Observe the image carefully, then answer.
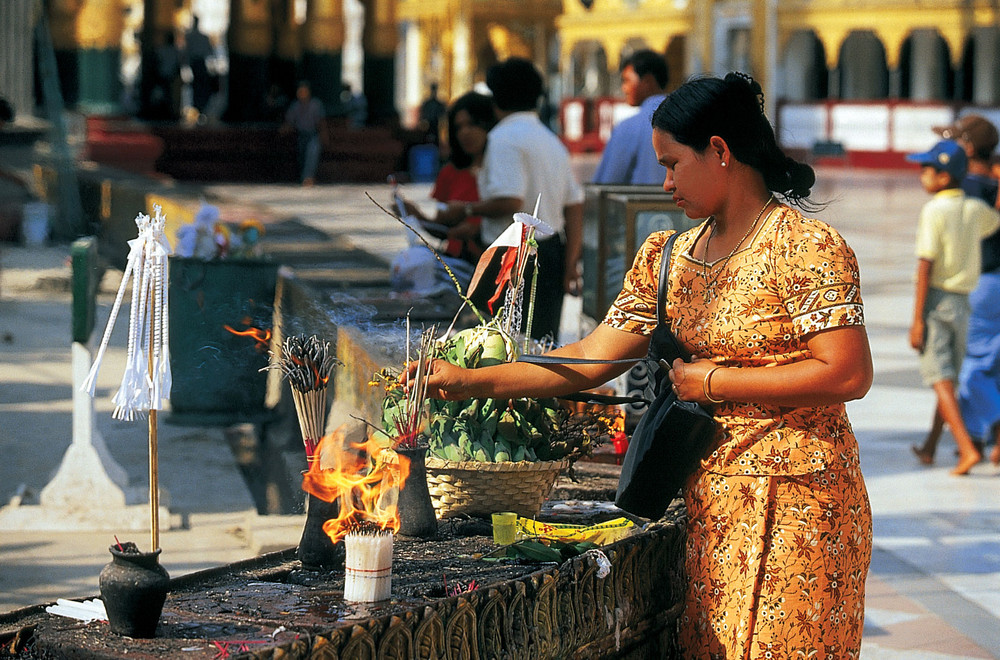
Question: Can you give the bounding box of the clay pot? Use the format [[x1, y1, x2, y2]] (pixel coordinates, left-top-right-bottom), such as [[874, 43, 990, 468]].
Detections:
[[396, 446, 437, 538], [297, 493, 345, 570], [98, 545, 170, 638]]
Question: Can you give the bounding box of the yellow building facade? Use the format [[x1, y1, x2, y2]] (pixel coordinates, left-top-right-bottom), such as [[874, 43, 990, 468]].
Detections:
[[3, 0, 998, 131]]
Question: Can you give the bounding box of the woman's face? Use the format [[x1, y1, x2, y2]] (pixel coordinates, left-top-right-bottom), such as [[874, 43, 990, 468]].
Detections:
[[453, 109, 488, 160], [652, 128, 722, 219]]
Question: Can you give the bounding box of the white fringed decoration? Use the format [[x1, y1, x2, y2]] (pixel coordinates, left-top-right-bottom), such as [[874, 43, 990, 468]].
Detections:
[[82, 206, 173, 420]]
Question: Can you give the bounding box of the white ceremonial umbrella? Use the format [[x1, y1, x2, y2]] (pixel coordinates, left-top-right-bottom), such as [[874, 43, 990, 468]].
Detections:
[[81, 205, 172, 551]]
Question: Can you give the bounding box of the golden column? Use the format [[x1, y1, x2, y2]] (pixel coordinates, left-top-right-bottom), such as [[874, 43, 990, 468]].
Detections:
[[272, 0, 302, 102], [227, 0, 275, 120], [139, 0, 177, 118], [49, 0, 125, 114], [750, 0, 775, 115], [362, 0, 399, 123], [303, 0, 346, 113]]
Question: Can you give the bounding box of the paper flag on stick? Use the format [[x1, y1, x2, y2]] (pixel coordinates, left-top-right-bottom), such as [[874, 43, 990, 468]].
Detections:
[[464, 196, 554, 337]]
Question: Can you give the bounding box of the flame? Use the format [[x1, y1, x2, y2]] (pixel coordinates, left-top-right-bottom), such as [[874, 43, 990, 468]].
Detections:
[[224, 323, 272, 351], [301, 430, 411, 545]]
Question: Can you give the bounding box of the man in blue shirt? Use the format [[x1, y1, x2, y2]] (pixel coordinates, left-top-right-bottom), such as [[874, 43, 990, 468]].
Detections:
[[592, 49, 669, 185]]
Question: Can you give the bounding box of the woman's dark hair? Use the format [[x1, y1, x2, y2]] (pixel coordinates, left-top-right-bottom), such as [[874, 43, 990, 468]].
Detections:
[[651, 72, 816, 206], [447, 91, 497, 169]]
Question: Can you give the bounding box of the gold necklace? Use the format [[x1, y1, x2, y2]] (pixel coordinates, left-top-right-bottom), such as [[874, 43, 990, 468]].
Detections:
[[702, 195, 773, 304]]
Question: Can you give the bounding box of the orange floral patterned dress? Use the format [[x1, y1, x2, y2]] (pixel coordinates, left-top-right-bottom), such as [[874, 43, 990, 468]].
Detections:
[[604, 205, 872, 659]]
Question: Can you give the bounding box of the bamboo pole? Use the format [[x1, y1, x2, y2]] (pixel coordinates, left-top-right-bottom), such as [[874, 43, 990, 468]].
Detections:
[[147, 289, 160, 551]]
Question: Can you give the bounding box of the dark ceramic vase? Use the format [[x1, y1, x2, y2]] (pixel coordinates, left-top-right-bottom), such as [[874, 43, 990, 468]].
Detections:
[[396, 446, 438, 538], [99, 546, 170, 638], [297, 493, 345, 570]]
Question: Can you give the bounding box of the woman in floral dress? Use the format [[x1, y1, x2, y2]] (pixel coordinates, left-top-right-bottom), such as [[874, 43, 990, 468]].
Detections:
[[417, 72, 874, 658]]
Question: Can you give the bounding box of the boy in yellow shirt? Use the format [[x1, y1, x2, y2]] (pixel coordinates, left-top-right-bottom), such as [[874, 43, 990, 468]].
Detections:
[[909, 139, 1000, 474]]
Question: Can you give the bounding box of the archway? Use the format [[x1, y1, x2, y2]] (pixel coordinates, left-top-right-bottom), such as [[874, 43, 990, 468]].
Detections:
[[781, 30, 826, 102], [568, 40, 609, 98], [961, 27, 1000, 105], [900, 29, 951, 101], [838, 30, 888, 100]]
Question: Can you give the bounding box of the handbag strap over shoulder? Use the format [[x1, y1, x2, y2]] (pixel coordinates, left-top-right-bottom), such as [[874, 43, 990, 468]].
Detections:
[[657, 231, 681, 328]]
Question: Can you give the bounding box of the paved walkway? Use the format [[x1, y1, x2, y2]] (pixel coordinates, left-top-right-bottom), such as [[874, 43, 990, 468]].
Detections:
[[1, 163, 999, 658]]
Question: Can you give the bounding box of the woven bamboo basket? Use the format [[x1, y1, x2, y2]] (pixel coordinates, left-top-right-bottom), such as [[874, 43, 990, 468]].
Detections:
[[424, 457, 570, 519]]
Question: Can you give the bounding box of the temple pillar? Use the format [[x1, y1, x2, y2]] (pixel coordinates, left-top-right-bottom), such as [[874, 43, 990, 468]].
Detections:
[[272, 0, 301, 103], [49, 0, 124, 115], [227, 0, 275, 121], [0, 0, 35, 117], [303, 0, 344, 114], [362, 0, 398, 123], [139, 0, 177, 119], [908, 29, 948, 101], [451, 10, 473, 97]]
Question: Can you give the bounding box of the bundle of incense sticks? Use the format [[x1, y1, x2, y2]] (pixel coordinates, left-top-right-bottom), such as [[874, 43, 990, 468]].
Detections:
[[343, 523, 393, 603], [266, 334, 339, 460], [387, 321, 436, 450]]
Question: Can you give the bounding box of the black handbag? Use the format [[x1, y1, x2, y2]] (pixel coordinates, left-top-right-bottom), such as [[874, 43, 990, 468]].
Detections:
[[613, 231, 716, 520]]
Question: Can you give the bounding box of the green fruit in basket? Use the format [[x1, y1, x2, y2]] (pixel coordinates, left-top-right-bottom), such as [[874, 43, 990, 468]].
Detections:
[[481, 416, 498, 440], [493, 439, 512, 462], [443, 443, 467, 462], [477, 435, 495, 457], [473, 447, 491, 462], [479, 332, 509, 366], [496, 409, 516, 440]]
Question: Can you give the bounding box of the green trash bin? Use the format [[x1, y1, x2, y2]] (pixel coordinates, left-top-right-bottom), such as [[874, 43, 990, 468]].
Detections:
[[167, 257, 279, 425]]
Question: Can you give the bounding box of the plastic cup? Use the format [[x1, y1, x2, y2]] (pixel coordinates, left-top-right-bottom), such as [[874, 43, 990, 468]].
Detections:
[[491, 512, 517, 545]]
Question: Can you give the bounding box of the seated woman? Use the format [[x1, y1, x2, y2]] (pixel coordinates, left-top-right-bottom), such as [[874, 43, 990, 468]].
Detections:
[[392, 91, 496, 296]]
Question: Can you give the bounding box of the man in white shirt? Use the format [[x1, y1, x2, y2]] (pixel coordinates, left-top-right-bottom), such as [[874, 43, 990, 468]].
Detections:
[[442, 58, 584, 340]]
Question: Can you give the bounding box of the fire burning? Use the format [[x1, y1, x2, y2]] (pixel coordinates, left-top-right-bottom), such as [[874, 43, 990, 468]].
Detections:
[[300, 430, 412, 546], [224, 319, 272, 351]]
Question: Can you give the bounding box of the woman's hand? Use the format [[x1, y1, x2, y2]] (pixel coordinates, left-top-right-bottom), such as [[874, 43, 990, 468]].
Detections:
[[668, 358, 717, 405], [404, 358, 472, 401], [671, 326, 873, 408]]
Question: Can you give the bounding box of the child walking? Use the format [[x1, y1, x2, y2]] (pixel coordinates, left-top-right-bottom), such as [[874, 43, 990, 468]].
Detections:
[[909, 139, 1000, 474]]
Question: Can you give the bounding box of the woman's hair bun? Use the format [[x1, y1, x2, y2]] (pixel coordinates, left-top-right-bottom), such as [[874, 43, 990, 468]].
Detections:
[[725, 72, 765, 115]]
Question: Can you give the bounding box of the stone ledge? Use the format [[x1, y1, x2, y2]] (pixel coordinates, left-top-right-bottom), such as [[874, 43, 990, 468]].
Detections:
[[0, 504, 686, 659]]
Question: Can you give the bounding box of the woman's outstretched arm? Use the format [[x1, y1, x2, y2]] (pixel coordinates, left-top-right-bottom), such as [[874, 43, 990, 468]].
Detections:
[[417, 323, 650, 401]]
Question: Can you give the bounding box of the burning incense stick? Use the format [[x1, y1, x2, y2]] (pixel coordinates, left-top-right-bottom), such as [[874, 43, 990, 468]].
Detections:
[[265, 334, 340, 460], [343, 523, 393, 603]]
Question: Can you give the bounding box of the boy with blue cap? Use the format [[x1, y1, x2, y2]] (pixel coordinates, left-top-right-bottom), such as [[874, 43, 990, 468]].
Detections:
[[908, 139, 1000, 474]]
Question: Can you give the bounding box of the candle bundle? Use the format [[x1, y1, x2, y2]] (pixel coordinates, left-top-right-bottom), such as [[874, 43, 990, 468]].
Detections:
[[266, 334, 339, 460], [343, 523, 393, 603]]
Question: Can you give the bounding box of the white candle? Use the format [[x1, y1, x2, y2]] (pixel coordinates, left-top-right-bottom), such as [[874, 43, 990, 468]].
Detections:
[[343, 530, 393, 602]]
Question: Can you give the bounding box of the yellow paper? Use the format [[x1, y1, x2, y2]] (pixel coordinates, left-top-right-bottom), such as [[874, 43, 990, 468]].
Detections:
[[514, 516, 635, 546]]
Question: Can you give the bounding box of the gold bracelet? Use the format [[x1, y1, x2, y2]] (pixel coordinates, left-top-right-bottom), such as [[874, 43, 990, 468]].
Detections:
[[703, 367, 725, 404]]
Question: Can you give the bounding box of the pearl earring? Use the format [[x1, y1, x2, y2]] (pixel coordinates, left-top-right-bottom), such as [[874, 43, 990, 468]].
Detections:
[[721, 161, 727, 167]]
